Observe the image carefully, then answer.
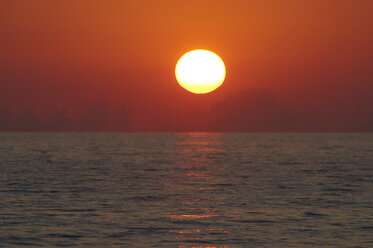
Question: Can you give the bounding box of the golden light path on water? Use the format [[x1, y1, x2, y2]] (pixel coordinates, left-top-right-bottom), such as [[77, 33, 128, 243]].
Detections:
[[168, 133, 236, 248]]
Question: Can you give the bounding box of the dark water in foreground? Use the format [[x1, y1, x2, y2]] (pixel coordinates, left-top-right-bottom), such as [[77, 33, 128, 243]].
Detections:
[[0, 133, 372, 247]]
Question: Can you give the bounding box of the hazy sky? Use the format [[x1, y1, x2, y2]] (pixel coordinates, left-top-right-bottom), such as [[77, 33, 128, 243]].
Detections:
[[0, 0, 372, 131]]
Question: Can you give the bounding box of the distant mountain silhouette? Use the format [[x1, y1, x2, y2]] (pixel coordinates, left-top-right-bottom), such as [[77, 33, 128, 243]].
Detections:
[[0, 106, 12, 131], [209, 88, 295, 131], [1, 88, 371, 132], [111, 104, 133, 131], [44, 106, 72, 131], [77, 98, 110, 131], [14, 108, 42, 131]]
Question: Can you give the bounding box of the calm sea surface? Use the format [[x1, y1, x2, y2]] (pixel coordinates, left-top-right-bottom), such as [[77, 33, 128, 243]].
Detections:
[[0, 133, 372, 247]]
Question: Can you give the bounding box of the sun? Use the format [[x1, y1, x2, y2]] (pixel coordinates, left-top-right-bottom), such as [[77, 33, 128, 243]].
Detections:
[[175, 49, 226, 94]]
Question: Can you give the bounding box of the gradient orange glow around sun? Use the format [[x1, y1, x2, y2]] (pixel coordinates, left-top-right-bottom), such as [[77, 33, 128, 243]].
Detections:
[[175, 50, 226, 94]]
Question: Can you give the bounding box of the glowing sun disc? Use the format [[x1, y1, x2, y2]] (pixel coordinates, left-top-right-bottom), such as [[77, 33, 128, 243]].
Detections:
[[175, 49, 226, 94]]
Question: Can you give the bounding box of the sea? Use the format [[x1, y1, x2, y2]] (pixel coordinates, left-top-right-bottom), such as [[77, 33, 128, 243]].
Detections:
[[0, 133, 372, 247]]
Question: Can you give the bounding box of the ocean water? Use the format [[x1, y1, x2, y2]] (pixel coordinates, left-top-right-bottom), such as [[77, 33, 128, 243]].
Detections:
[[0, 133, 372, 247]]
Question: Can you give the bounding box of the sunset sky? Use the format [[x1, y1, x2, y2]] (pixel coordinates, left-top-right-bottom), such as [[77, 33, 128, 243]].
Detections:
[[0, 0, 372, 131]]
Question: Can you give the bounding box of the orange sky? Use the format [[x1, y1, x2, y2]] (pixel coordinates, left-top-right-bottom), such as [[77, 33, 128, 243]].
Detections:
[[0, 0, 372, 131]]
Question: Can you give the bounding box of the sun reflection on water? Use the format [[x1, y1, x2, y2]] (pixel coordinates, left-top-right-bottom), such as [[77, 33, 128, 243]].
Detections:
[[168, 133, 233, 247]]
